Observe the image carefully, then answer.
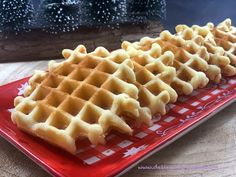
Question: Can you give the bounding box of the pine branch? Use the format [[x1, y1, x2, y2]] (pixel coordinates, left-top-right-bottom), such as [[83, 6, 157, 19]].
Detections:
[[0, 0, 35, 34], [37, 0, 80, 34]]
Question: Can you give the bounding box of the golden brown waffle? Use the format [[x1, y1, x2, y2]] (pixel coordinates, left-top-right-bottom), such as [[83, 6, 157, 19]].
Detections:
[[209, 19, 236, 67], [12, 19, 236, 154], [122, 41, 178, 115], [122, 31, 210, 95], [175, 19, 236, 77], [11, 45, 152, 154]]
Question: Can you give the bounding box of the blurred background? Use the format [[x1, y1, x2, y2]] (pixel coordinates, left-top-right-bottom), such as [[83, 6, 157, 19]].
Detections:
[[165, 0, 236, 32], [26, 0, 236, 31], [0, 0, 235, 62], [28, 0, 236, 31]]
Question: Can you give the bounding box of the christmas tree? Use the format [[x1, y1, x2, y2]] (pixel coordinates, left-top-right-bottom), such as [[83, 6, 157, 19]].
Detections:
[[37, 0, 80, 34], [0, 0, 35, 34], [128, 0, 166, 24], [81, 0, 126, 28]]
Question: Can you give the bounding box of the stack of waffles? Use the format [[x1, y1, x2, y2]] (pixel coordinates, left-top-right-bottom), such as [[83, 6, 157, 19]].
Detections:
[[12, 19, 236, 154]]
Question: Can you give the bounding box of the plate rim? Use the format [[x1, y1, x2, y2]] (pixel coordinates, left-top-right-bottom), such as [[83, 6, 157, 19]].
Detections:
[[115, 98, 236, 176], [0, 77, 236, 177]]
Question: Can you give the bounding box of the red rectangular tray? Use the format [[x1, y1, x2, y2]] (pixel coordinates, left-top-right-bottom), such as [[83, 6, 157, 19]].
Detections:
[[0, 76, 236, 177]]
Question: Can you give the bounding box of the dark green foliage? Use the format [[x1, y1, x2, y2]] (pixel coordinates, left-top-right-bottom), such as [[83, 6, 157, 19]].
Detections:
[[81, 0, 126, 28], [127, 0, 166, 24], [0, 0, 166, 34], [0, 0, 34, 34], [37, 0, 80, 34]]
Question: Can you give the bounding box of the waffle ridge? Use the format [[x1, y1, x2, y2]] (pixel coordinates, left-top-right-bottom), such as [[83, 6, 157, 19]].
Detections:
[[209, 18, 236, 69], [122, 31, 210, 95], [122, 41, 178, 115], [175, 18, 236, 77], [11, 45, 152, 154]]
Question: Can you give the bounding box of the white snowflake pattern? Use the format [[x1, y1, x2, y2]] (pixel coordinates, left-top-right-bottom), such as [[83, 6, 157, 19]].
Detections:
[[123, 144, 148, 158], [17, 82, 29, 96], [229, 79, 236, 85], [8, 108, 14, 113]]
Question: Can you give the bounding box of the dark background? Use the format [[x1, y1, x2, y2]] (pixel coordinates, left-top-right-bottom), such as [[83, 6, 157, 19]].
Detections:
[[32, 0, 40, 9], [32, 0, 236, 31], [164, 0, 236, 32]]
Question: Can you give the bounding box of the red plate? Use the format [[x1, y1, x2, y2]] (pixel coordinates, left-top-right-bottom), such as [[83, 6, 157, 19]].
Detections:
[[1, 76, 236, 177]]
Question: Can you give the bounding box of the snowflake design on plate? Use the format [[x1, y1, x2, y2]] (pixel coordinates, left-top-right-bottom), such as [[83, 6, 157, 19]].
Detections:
[[228, 79, 236, 85], [123, 144, 148, 158], [17, 82, 29, 96], [8, 108, 14, 113]]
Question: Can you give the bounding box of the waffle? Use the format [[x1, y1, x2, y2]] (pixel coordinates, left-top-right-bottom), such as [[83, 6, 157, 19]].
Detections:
[[11, 45, 152, 154], [175, 19, 236, 77], [122, 30, 210, 95], [210, 19, 236, 69], [122, 41, 178, 115]]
